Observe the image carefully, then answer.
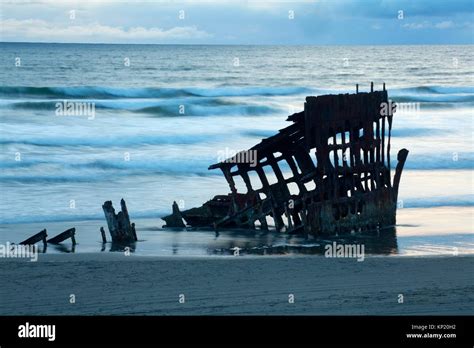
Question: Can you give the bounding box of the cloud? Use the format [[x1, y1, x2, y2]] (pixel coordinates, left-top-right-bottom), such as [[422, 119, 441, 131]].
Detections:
[[434, 20, 454, 29], [402, 20, 469, 30], [1, 1, 472, 44], [402, 21, 431, 30], [0, 18, 211, 43]]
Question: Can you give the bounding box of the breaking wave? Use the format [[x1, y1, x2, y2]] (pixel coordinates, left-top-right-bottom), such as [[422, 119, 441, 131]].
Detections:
[[2, 99, 280, 116], [2, 85, 472, 115], [0, 85, 313, 99], [1, 84, 472, 99], [390, 85, 474, 103], [0, 210, 168, 225], [0, 151, 472, 184], [0, 126, 452, 150], [392, 86, 474, 95], [392, 95, 474, 103], [0, 134, 220, 147]]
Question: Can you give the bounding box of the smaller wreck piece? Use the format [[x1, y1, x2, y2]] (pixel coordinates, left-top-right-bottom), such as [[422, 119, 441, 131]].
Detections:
[[102, 199, 137, 243], [47, 228, 76, 245], [19, 229, 48, 247], [163, 84, 409, 236], [162, 201, 186, 228]]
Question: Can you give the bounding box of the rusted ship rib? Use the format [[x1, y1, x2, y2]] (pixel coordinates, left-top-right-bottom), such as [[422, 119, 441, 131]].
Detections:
[[163, 84, 409, 236]]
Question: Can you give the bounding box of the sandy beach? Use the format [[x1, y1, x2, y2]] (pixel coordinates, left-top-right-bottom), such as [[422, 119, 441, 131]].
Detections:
[[0, 254, 472, 315]]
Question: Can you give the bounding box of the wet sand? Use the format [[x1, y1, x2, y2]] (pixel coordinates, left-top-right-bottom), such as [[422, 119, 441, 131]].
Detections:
[[0, 254, 472, 315]]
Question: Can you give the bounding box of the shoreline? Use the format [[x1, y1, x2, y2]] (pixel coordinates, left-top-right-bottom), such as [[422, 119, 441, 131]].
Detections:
[[0, 251, 472, 262]]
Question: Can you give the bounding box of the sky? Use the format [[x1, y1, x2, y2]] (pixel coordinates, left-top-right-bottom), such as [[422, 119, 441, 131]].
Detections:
[[0, 0, 473, 45]]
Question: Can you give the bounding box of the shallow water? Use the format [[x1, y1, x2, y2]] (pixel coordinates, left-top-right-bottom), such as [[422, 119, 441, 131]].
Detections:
[[0, 207, 472, 257]]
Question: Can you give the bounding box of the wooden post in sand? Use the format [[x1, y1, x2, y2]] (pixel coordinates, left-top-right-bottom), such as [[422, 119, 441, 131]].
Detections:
[[131, 223, 137, 241], [100, 227, 107, 243], [102, 199, 136, 243]]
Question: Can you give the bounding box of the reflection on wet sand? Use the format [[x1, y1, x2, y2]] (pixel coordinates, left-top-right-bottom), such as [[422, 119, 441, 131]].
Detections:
[[42, 227, 399, 256], [106, 241, 137, 253], [207, 227, 398, 256], [50, 243, 76, 254]]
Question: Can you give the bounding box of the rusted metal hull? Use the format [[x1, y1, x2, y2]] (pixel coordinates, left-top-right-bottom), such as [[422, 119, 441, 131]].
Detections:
[[163, 85, 409, 235]]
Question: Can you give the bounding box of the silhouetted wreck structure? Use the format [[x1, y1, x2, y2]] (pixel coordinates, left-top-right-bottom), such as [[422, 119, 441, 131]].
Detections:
[[163, 84, 409, 235]]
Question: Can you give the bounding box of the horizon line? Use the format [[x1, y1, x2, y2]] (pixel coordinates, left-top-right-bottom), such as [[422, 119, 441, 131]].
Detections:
[[1, 41, 473, 46]]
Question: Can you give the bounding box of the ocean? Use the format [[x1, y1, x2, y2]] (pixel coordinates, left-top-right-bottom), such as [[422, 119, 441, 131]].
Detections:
[[0, 43, 473, 256]]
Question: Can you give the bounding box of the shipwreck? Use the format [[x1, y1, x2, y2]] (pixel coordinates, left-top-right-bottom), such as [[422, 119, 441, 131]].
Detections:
[[163, 83, 409, 236]]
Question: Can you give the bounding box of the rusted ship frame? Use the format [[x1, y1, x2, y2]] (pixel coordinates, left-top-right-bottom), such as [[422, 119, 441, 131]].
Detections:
[[163, 84, 409, 236]]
